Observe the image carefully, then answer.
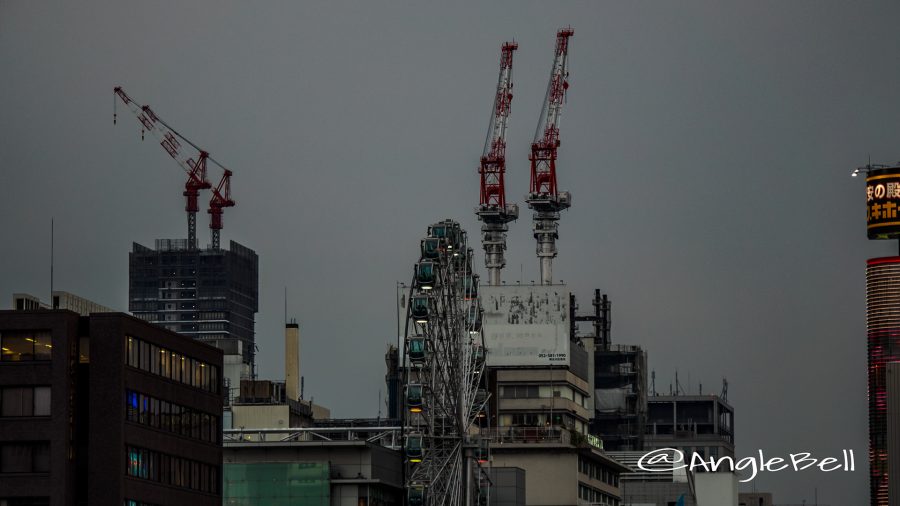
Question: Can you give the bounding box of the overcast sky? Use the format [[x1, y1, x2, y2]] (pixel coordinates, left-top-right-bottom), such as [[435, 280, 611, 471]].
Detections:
[[3, 1, 899, 502]]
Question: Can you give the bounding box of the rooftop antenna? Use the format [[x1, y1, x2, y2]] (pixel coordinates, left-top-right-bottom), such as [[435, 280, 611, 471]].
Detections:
[[50, 218, 54, 305], [721, 377, 728, 402], [651, 370, 656, 396], [284, 286, 288, 325], [377, 389, 383, 421]]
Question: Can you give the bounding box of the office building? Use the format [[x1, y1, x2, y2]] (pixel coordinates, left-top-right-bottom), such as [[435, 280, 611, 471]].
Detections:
[[0, 310, 223, 506], [129, 239, 258, 371], [591, 344, 647, 452], [644, 394, 735, 460], [12, 291, 114, 315], [222, 425, 403, 505], [607, 450, 695, 506]]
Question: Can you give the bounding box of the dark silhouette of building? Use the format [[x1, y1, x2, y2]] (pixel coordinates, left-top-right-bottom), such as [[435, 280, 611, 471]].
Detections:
[[129, 239, 258, 371], [0, 310, 223, 506]]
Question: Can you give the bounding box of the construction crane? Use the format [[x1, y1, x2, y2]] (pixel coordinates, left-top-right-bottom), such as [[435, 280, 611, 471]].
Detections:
[[476, 41, 520, 286], [113, 86, 234, 250], [208, 169, 234, 250], [526, 28, 573, 285]]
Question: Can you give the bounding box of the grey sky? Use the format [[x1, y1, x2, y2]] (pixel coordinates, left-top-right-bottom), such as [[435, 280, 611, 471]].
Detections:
[[2, 1, 898, 502]]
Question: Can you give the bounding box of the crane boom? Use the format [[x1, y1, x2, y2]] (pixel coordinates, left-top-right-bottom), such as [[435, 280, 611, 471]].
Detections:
[[529, 27, 573, 198], [476, 42, 520, 286], [526, 28, 573, 286], [480, 41, 518, 209], [114, 86, 234, 249]]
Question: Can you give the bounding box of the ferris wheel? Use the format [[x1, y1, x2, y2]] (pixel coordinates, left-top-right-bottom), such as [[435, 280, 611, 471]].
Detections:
[[401, 219, 490, 506]]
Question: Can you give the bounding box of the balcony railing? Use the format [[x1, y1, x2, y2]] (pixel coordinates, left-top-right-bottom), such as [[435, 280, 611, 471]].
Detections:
[[480, 426, 571, 445]]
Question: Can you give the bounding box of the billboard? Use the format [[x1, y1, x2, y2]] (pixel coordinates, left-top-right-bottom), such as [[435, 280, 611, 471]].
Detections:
[[866, 167, 900, 239], [480, 285, 570, 367]]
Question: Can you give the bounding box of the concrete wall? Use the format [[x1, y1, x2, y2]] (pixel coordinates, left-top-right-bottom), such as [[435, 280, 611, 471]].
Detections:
[[491, 451, 576, 506], [489, 467, 526, 506], [693, 472, 738, 506], [231, 404, 291, 430]]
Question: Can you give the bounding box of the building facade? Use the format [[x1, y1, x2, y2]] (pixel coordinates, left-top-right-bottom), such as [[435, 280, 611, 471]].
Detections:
[[866, 256, 900, 504], [12, 292, 114, 315], [222, 426, 403, 506], [0, 310, 223, 506], [489, 435, 628, 506], [644, 394, 735, 460], [129, 239, 258, 370], [590, 344, 647, 452]]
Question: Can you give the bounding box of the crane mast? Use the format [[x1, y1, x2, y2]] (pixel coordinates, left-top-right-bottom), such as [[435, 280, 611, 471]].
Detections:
[[114, 87, 235, 250], [476, 42, 519, 286], [526, 28, 573, 285]]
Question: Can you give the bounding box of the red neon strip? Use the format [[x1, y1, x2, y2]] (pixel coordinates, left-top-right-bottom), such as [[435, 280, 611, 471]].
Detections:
[[867, 256, 900, 266]]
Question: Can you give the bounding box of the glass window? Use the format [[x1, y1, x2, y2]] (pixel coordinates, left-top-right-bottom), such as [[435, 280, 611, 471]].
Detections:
[[201, 364, 209, 391], [33, 387, 51, 416], [150, 345, 160, 375], [32, 333, 51, 361], [1, 387, 33, 417], [1, 444, 32, 473], [179, 356, 187, 384], [196, 360, 203, 387], [150, 398, 159, 428], [1, 333, 34, 361], [79, 336, 90, 363], [126, 391, 139, 422], [140, 341, 150, 371], [32, 443, 49, 473], [209, 366, 218, 394]]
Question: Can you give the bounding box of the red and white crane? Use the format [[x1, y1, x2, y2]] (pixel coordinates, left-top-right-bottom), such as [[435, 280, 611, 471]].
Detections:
[[114, 87, 235, 250], [526, 28, 573, 285], [476, 41, 520, 286]]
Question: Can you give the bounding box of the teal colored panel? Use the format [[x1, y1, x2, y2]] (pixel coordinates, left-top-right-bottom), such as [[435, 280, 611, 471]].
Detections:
[[223, 462, 330, 506]]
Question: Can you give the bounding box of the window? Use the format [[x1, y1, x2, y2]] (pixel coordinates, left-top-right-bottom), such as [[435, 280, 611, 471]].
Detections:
[[0, 498, 51, 506], [0, 331, 52, 362], [124, 336, 219, 394], [125, 390, 218, 444], [1, 387, 50, 417], [1, 388, 32, 417], [33, 387, 50, 416], [126, 445, 218, 494], [0, 442, 50, 473]]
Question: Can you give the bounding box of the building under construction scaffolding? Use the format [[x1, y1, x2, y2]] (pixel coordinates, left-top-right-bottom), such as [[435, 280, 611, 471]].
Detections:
[[129, 238, 259, 370], [570, 289, 648, 452]]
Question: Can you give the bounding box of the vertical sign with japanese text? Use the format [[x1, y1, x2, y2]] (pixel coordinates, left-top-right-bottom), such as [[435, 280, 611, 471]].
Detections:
[[866, 167, 900, 239]]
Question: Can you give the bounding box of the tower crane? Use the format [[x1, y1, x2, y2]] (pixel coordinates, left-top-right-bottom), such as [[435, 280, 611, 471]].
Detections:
[[476, 41, 519, 286], [208, 170, 234, 250], [113, 86, 235, 250], [526, 28, 573, 285]]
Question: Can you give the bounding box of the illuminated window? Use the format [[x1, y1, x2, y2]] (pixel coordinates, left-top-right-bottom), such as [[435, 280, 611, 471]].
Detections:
[[0, 331, 51, 362]]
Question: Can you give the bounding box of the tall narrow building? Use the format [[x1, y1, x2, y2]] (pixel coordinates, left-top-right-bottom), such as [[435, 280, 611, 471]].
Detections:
[[861, 165, 900, 505], [129, 238, 258, 372]]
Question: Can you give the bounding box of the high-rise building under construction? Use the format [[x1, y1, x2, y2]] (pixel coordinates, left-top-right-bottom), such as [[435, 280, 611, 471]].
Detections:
[[129, 238, 258, 371]]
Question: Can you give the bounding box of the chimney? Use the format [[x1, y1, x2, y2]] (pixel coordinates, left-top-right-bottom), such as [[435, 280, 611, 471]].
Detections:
[[285, 320, 300, 402]]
